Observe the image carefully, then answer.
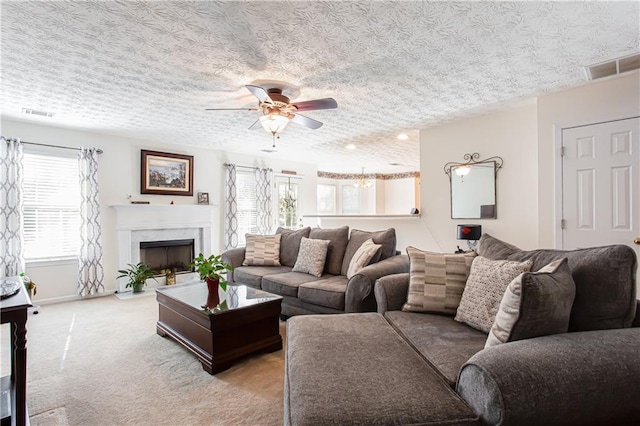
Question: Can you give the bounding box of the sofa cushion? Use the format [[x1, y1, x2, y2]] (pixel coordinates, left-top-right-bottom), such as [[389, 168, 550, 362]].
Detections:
[[455, 256, 533, 333], [285, 313, 479, 426], [384, 311, 487, 388], [298, 276, 348, 310], [276, 226, 311, 267], [292, 237, 330, 277], [261, 271, 326, 298], [309, 226, 349, 275], [233, 265, 292, 288], [341, 228, 396, 275], [478, 233, 638, 331], [242, 233, 281, 266], [402, 247, 476, 315], [346, 239, 381, 279], [486, 258, 576, 348]]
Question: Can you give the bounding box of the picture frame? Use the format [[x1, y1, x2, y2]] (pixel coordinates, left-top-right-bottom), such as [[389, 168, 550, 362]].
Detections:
[[141, 150, 194, 196], [197, 192, 209, 205]]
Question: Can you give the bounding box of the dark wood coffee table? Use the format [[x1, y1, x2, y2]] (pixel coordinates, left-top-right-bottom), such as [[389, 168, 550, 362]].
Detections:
[[156, 283, 283, 374]]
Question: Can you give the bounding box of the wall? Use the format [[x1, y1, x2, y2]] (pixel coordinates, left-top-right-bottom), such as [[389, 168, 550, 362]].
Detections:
[[419, 102, 539, 252], [1, 118, 317, 303], [536, 71, 640, 248]]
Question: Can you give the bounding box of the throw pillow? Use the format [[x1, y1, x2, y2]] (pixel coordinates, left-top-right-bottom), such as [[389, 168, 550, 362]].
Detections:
[[402, 247, 477, 315], [454, 256, 533, 333], [340, 228, 397, 275], [346, 239, 382, 279], [309, 226, 349, 275], [276, 227, 311, 267], [292, 237, 330, 277], [485, 258, 576, 348], [242, 233, 282, 266]]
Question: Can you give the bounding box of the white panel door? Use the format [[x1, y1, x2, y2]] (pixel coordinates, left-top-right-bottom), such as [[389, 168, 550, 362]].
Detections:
[[562, 118, 640, 276]]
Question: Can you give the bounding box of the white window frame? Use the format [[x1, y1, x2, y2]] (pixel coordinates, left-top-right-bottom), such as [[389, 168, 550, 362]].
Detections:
[[274, 175, 303, 230], [316, 183, 336, 215], [22, 148, 81, 264]]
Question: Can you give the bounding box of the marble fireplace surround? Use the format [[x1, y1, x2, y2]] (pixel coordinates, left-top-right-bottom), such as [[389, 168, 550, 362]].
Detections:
[[112, 204, 214, 293]]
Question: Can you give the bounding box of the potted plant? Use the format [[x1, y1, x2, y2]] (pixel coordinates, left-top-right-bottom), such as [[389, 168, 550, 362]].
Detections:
[[117, 262, 157, 293], [190, 253, 233, 293]]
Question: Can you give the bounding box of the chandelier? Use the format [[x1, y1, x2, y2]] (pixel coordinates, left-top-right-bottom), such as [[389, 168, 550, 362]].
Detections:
[[353, 167, 372, 188]]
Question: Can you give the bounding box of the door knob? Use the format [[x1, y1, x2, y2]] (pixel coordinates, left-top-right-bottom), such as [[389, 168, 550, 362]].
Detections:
[[635, 237, 640, 245]]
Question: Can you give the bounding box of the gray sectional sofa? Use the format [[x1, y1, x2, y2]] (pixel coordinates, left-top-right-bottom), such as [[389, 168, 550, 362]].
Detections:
[[221, 226, 409, 317], [285, 234, 640, 425]]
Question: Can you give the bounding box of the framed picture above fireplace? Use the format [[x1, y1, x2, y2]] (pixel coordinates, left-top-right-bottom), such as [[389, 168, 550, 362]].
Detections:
[[141, 150, 194, 196]]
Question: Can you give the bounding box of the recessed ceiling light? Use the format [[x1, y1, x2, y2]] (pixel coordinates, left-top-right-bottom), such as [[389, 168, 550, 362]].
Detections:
[[22, 108, 54, 117], [345, 144, 356, 150], [261, 149, 277, 153], [397, 133, 409, 140]]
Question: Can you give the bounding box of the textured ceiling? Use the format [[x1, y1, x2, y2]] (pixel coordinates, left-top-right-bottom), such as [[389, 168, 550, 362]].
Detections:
[[1, 1, 638, 173]]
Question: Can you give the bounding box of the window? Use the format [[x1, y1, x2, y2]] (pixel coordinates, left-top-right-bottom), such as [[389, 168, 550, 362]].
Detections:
[[22, 152, 81, 261], [276, 176, 302, 229], [317, 184, 336, 214], [235, 169, 258, 246], [342, 185, 361, 214]]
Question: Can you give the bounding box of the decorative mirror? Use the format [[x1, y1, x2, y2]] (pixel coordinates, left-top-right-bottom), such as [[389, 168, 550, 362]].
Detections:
[[444, 153, 503, 219]]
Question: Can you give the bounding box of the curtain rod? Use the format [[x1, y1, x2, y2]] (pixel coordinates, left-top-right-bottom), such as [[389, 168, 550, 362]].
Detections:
[[21, 140, 104, 154], [224, 163, 272, 171]]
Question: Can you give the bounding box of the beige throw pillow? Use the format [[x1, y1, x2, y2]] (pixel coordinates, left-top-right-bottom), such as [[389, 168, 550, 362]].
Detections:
[[242, 233, 282, 266], [292, 237, 330, 277], [454, 256, 533, 333], [402, 247, 477, 314], [485, 258, 576, 348], [346, 239, 382, 279]]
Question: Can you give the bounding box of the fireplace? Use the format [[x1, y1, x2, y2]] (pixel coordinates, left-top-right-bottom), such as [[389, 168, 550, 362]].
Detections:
[[140, 239, 195, 275]]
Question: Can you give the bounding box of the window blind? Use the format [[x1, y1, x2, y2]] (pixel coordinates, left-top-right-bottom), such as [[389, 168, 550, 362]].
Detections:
[[236, 169, 257, 246], [22, 152, 81, 261]]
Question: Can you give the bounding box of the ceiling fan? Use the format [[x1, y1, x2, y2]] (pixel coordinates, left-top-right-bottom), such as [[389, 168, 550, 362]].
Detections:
[[206, 85, 338, 145]]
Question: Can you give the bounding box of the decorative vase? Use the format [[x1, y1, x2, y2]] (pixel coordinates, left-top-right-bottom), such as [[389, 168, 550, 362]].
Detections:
[[205, 277, 219, 294]]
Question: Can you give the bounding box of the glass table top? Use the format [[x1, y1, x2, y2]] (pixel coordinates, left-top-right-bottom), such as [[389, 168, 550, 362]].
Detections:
[[156, 282, 281, 314]]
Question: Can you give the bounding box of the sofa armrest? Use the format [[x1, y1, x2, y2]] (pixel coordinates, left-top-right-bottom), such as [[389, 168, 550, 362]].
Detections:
[[220, 247, 246, 283], [374, 273, 410, 313], [344, 255, 409, 313], [457, 328, 640, 426]]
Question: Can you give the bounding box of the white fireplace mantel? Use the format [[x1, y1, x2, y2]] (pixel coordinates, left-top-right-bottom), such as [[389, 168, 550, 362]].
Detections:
[[111, 204, 217, 292]]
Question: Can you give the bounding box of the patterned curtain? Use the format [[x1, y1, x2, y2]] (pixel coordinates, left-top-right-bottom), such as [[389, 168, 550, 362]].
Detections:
[[224, 163, 238, 249], [0, 137, 24, 277], [77, 147, 104, 296], [255, 167, 273, 234]]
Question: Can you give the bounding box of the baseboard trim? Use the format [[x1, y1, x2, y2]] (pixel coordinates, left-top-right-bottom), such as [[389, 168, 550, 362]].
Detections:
[[34, 290, 117, 306]]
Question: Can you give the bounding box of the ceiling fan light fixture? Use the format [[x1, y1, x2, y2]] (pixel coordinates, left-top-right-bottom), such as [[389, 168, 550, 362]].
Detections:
[[259, 113, 289, 135]]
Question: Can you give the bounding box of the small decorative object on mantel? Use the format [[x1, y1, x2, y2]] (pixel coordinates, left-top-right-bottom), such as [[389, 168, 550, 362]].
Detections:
[[161, 269, 176, 285], [127, 194, 150, 205], [197, 192, 209, 205], [190, 253, 233, 294]]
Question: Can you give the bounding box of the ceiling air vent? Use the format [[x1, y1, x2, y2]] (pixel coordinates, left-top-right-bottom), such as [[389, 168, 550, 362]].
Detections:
[[22, 108, 55, 117], [585, 53, 640, 81]]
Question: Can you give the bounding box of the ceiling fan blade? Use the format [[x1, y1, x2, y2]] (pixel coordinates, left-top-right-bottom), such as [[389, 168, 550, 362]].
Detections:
[[291, 98, 338, 112], [248, 119, 262, 130], [245, 85, 273, 103], [291, 113, 323, 130], [205, 108, 258, 111]]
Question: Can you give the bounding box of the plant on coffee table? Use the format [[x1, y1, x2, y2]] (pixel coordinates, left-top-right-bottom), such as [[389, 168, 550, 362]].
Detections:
[[117, 262, 157, 293], [191, 253, 233, 292]]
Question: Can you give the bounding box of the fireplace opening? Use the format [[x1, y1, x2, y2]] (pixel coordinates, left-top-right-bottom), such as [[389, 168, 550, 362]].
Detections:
[[139, 239, 195, 276]]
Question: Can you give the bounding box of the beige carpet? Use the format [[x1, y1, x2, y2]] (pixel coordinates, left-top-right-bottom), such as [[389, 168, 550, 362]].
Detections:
[[1, 292, 286, 425]]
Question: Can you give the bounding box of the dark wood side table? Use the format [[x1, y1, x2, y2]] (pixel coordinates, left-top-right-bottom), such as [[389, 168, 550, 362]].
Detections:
[[156, 283, 282, 374], [1, 277, 31, 426]]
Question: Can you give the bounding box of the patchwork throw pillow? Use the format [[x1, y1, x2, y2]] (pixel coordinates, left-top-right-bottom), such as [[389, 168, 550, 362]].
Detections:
[[402, 247, 477, 315], [454, 256, 533, 333], [242, 233, 282, 266], [292, 237, 330, 277], [346, 239, 382, 279], [485, 258, 576, 348]]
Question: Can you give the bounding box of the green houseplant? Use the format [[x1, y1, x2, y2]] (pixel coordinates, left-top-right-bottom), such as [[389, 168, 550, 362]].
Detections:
[[191, 253, 233, 292], [117, 262, 157, 293]]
